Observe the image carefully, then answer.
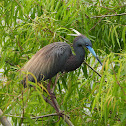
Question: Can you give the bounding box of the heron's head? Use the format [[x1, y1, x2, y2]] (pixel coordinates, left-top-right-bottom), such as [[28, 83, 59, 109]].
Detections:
[[73, 35, 92, 47], [70, 29, 102, 65]]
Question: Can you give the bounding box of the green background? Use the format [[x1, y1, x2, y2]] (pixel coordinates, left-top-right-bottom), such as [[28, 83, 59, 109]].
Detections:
[[0, 0, 126, 125]]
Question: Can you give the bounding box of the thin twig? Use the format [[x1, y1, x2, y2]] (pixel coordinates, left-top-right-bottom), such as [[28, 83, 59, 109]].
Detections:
[[0, 109, 12, 126], [91, 13, 126, 18], [60, 36, 70, 43], [32, 113, 59, 119], [84, 61, 102, 77], [6, 113, 59, 119], [89, 16, 105, 31]]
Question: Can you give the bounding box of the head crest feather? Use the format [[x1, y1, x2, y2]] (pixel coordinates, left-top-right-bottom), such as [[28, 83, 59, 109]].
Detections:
[[68, 28, 82, 36]]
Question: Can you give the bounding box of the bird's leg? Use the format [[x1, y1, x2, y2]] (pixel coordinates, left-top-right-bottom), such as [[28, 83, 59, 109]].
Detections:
[[47, 79, 55, 98], [47, 79, 60, 114], [47, 79, 52, 94], [52, 73, 59, 93]]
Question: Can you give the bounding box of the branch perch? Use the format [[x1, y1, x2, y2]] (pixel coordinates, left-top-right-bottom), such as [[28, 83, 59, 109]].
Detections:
[[42, 95, 74, 126]]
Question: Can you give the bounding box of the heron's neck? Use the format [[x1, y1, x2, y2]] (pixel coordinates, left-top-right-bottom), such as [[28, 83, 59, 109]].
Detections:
[[73, 45, 85, 63]]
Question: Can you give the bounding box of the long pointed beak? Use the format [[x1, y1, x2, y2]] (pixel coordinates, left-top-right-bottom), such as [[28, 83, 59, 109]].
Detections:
[[86, 46, 102, 65]]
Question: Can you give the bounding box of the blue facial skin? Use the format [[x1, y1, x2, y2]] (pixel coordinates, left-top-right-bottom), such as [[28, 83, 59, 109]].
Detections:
[[86, 46, 102, 65]]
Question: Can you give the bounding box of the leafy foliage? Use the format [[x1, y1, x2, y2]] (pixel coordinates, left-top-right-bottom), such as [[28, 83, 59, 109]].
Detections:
[[0, 0, 126, 125]]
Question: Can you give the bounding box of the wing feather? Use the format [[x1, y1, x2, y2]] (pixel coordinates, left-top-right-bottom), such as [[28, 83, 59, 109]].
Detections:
[[21, 42, 72, 83]]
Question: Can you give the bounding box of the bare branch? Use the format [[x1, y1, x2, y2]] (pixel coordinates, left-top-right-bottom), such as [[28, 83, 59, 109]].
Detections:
[[89, 4, 126, 31], [6, 113, 59, 119], [31, 113, 59, 119], [59, 36, 70, 43], [42, 95, 74, 126], [42, 95, 55, 108], [91, 13, 126, 18], [52, 98, 74, 126]]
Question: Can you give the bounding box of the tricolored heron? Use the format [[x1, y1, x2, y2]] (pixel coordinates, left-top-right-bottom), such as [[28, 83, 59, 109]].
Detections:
[[21, 29, 102, 112]]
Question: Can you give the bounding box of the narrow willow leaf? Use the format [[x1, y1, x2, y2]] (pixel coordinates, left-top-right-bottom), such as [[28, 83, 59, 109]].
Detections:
[[0, 52, 6, 68], [114, 60, 122, 81], [122, 26, 126, 48], [35, 88, 47, 107], [100, 95, 103, 119], [54, 0, 61, 11], [107, 96, 113, 107], [105, 57, 109, 70], [114, 25, 121, 49], [91, 95, 97, 112], [121, 110, 126, 122], [111, 25, 115, 49], [50, 0, 55, 11]]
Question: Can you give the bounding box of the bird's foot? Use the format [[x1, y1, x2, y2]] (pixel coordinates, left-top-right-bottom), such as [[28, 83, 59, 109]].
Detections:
[[58, 111, 70, 118], [50, 92, 56, 99], [58, 110, 64, 117]]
